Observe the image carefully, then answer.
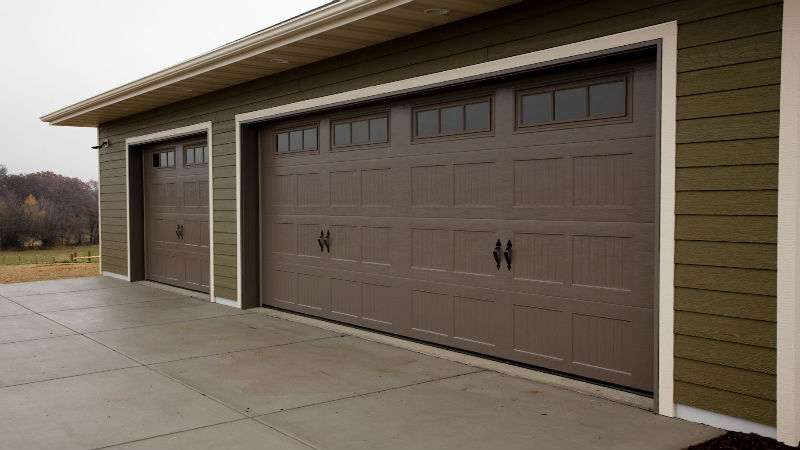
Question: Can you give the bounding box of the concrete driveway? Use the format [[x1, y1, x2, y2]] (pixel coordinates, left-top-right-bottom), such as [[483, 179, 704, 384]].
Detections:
[[0, 277, 723, 450]]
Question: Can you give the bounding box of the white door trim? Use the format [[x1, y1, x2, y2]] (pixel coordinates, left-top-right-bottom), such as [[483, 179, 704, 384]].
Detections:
[[777, 0, 800, 445], [234, 21, 678, 412], [124, 121, 215, 301]]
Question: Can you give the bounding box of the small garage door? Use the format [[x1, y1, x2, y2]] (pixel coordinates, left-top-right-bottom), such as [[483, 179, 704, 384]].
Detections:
[[143, 137, 210, 293], [260, 53, 656, 391]]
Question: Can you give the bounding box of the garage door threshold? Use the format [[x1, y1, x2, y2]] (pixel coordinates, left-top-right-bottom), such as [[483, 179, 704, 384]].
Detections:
[[253, 306, 653, 411]]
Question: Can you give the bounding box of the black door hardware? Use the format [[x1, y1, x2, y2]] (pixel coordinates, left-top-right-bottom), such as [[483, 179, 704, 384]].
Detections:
[[318, 230, 325, 252], [324, 230, 330, 253], [504, 240, 512, 271], [493, 239, 502, 270], [175, 224, 184, 240]]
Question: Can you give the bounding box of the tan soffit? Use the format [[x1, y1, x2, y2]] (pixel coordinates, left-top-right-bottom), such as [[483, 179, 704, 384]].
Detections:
[[41, 0, 520, 127]]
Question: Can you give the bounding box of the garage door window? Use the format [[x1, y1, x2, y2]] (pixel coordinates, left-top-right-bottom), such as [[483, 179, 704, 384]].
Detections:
[[275, 125, 318, 154], [517, 74, 629, 129], [414, 97, 492, 140], [152, 150, 175, 168], [184, 144, 208, 166], [332, 113, 389, 149]]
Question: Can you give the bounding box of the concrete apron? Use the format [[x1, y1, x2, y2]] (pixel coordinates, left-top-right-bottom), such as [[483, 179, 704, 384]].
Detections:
[[0, 277, 724, 450]]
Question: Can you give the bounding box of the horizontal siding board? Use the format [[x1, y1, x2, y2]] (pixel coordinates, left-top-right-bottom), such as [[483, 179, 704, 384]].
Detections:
[[214, 254, 237, 268], [674, 358, 775, 400], [99, 193, 127, 203], [100, 184, 127, 194], [675, 241, 776, 270], [101, 264, 127, 275], [100, 176, 127, 187], [214, 286, 237, 301], [102, 232, 127, 243], [676, 112, 779, 143], [675, 191, 777, 215], [213, 154, 236, 167], [213, 165, 237, 179], [676, 4, 782, 49], [213, 232, 237, 245], [675, 215, 776, 243], [214, 243, 237, 257], [213, 142, 235, 157], [675, 287, 775, 322], [676, 85, 779, 120], [213, 177, 236, 189], [214, 265, 236, 279], [213, 131, 236, 146], [676, 164, 777, 191], [674, 381, 775, 425], [675, 335, 775, 374], [676, 31, 781, 73], [214, 275, 237, 290], [214, 210, 236, 222], [676, 58, 781, 96], [213, 200, 237, 211], [676, 138, 778, 167], [100, 225, 126, 235], [483, 0, 777, 62], [675, 264, 776, 296], [214, 221, 237, 234], [101, 159, 127, 170], [100, 209, 128, 219], [212, 188, 236, 201], [675, 310, 776, 348], [676, 165, 777, 190]]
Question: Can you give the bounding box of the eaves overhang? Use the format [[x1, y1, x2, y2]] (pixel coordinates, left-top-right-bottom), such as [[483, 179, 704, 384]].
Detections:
[[40, 0, 520, 127]]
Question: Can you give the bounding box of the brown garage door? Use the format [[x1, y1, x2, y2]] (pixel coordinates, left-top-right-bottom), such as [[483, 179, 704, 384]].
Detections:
[[260, 54, 656, 391], [143, 137, 210, 293]]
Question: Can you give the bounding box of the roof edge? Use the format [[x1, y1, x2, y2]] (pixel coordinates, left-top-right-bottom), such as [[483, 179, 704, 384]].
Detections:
[[40, 0, 412, 125]]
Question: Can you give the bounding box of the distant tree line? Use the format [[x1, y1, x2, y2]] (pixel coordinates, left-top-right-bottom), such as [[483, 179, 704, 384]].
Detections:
[[0, 165, 98, 249]]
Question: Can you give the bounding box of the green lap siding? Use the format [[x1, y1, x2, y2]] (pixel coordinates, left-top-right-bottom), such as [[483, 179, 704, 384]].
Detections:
[[95, 0, 781, 424]]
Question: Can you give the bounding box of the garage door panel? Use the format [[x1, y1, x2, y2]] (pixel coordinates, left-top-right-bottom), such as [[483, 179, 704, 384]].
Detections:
[[150, 216, 180, 244], [297, 272, 328, 312], [507, 291, 653, 390], [260, 55, 656, 391], [184, 254, 210, 290], [453, 229, 502, 276], [182, 215, 209, 248], [144, 140, 210, 293], [265, 263, 403, 330]]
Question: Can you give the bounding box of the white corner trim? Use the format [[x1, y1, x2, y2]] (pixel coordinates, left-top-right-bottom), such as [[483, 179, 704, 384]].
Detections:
[[124, 121, 214, 301], [777, 0, 800, 445], [97, 132, 103, 274], [656, 21, 678, 418], [235, 122, 243, 310], [235, 21, 678, 408], [102, 271, 130, 282], [215, 297, 238, 308], [676, 404, 777, 439]]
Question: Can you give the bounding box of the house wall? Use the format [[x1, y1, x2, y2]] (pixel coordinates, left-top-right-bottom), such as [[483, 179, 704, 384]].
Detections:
[[97, 0, 782, 425]]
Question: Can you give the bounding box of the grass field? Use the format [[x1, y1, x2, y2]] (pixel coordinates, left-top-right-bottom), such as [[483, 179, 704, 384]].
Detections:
[[0, 263, 100, 284], [0, 245, 99, 265]]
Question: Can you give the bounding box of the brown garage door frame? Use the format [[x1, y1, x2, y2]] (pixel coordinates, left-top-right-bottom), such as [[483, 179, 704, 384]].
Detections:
[[237, 34, 673, 411], [125, 123, 216, 301]]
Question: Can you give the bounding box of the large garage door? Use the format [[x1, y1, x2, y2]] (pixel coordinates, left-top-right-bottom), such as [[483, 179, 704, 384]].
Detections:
[[260, 54, 656, 391], [143, 137, 210, 293]]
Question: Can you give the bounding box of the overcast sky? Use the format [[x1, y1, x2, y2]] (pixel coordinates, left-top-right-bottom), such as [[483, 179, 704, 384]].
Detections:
[[0, 0, 328, 182]]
